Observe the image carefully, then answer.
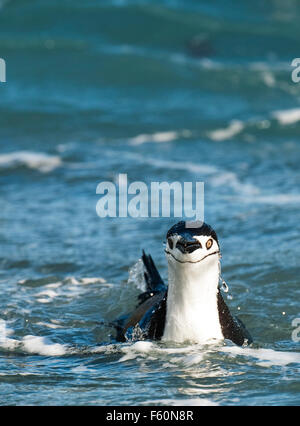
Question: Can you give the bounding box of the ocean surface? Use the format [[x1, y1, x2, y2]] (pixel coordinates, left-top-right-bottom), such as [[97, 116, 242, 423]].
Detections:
[[0, 0, 300, 406]]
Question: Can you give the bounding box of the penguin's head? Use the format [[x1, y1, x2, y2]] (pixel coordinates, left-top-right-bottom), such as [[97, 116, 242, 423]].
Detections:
[[165, 221, 220, 266]]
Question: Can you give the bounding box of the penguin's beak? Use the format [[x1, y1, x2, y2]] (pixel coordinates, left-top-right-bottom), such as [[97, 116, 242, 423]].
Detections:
[[175, 236, 201, 254]]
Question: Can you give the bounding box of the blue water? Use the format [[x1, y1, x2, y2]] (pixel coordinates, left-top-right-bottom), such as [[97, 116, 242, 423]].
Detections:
[[0, 0, 300, 406]]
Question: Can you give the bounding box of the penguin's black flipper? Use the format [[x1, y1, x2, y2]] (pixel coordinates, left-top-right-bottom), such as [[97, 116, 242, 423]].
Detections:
[[141, 250, 165, 292], [111, 252, 166, 341], [217, 291, 253, 346], [138, 251, 167, 305]]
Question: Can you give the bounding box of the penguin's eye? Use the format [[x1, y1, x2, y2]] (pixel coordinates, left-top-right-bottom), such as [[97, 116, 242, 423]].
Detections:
[[206, 239, 213, 250], [167, 237, 173, 249]]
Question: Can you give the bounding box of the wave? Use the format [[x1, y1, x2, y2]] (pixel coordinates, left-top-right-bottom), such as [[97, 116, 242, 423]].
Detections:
[[129, 130, 192, 145], [1, 316, 300, 378], [115, 150, 259, 196], [272, 108, 300, 125], [18, 275, 110, 304], [0, 151, 62, 173], [221, 346, 300, 367], [141, 397, 219, 406], [207, 120, 244, 141], [0, 320, 67, 355], [206, 107, 300, 143]]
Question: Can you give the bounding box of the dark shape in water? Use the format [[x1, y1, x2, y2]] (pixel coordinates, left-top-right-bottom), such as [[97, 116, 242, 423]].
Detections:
[[185, 34, 215, 57]]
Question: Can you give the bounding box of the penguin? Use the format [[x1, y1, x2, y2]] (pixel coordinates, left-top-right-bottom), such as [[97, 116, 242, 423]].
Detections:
[[115, 221, 252, 347]]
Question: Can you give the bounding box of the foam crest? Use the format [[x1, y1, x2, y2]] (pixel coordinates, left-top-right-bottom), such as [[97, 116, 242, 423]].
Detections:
[[22, 335, 67, 356], [272, 108, 300, 125], [142, 397, 218, 406], [118, 341, 154, 362], [207, 120, 244, 141], [119, 151, 259, 195], [0, 319, 18, 351], [222, 346, 300, 367], [0, 319, 67, 355], [18, 275, 109, 304], [129, 130, 192, 145], [116, 341, 213, 364], [0, 151, 62, 172]]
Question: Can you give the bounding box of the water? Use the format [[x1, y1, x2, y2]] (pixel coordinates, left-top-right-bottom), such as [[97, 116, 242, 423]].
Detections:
[[0, 0, 300, 406]]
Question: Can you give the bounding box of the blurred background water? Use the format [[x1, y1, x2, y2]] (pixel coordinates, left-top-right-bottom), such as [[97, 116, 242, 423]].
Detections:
[[0, 0, 300, 406]]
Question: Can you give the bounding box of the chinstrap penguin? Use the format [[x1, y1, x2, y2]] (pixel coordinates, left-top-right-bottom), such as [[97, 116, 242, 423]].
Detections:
[[115, 221, 252, 346]]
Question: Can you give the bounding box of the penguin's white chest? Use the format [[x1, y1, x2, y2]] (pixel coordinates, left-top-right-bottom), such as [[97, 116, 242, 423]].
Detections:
[[162, 262, 223, 344]]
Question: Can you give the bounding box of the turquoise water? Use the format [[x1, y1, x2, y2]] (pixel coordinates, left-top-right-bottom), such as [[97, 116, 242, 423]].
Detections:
[[0, 0, 300, 406]]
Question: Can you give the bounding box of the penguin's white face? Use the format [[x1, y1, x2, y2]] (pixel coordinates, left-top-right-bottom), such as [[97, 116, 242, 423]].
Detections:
[[165, 233, 220, 265]]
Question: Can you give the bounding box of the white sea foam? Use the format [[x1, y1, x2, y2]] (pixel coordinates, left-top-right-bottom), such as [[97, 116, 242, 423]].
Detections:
[[36, 298, 52, 304], [71, 365, 96, 374], [0, 319, 18, 350], [0, 319, 68, 355], [142, 397, 218, 406], [117, 342, 212, 364], [272, 108, 300, 125], [22, 335, 67, 356], [222, 346, 300, 367], [36, 287, 60, 304], [158, 345, 196, 354], [118, 341, 154, 362], [36, 321, 64, 329], [207, 120, 244, 141], [209, 171, 259, 195], [20, 275, 108, 305], [117, 150, 219, 175], [77, 277, 106, 285], [261, 70, 276, 87], [0, 151, 62, 172], [65, 276, 106, 286], [182, 353, 205, 366], [0, 319, 13, 340], [149, 157, 218, 175], [129, 130, 192, 145], [110, 338, 300, 372], [89, 344, 120, 354], [45, 282, 62, 289], [1, 320, 66, 355], [36, 289, 58, 299]]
